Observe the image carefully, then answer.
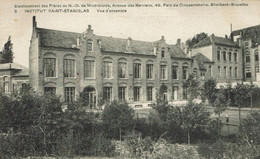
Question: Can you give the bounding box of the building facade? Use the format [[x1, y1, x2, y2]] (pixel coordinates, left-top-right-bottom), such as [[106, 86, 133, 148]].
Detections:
[[29, 17, 193, 107]]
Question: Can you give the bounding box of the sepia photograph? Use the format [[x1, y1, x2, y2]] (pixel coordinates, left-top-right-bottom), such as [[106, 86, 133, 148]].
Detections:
[[0, 0, 260, 158]]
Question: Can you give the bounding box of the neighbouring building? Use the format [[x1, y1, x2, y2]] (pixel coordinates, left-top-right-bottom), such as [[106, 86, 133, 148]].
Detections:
[[231, 25, 260, 82], [0, 63, 29, 93], [29, 16, 193, 107], [190, 34, 243, 83]]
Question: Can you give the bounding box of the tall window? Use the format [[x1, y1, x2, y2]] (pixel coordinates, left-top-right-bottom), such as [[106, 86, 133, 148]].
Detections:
[[103, 87, 112, 102], [84, 60, 95, 78], [255, 51, 259, 61], [44, 87, 56, 95], [118, 62, 127, 78], [118, 87, 126, 101], [256, 66, 259, 73], [209, 66, 212, 76], [134, 87, 141, 101], [160, 65, 167, 79], [87, 39, 93, 52], [223, 51, 226, 61], [172, 65, 178, 79], [44, 58, 56, 77], [146, 64, 153, 79], [64, 59, 75, 77], [235, 67, 238, 78], [217, 50, 221, 61], [182, 66, 188, 79], [245, 67, 251, 78], [229, 67, 232, 77], [161, 48, 165, 58], [4, 83, 9, 93], [229, 52, 232, 62], [200, 71, 205, 80], [218, 66, 221, 77], [224, 66, 227, 77], [183, 86, 187, 99], [234, 53, 237, 62], [103, 61, 112, 78], [133, 63, 141, 78], [65, 87, 75, 103], [246, 55, 250, 62], [172, 86, 178, 100], [147, 86, 153, 101]]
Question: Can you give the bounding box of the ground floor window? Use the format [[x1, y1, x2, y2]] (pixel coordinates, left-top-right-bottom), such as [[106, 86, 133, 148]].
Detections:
[[134, 87, 141, 102], [183, 86, 187, 99], [172, 86, 178, 100], [147, 86, 153, 101], [103, 87, 113, 102], [245, 67, 251, 78], [118, 87, 126, 101], [65, 87, 75, 103], [44, 87, 56, 95]]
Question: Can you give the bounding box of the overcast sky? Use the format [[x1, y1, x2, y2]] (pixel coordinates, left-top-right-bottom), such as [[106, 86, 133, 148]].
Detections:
[[0, 0, 260, 67]]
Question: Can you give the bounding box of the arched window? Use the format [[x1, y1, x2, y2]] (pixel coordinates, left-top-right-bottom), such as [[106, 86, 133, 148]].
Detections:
[[118, 58, 127, 79], [103, 57, 113, 79], [161, 47, 165, 58], [146, 60, 154, 79], [222, 51, 226, 61], [64, 54, 76, 77], [217, 49, 221, 61], [87, 39, 93, 52], [84, 56, 95, 78], [133, 59, 141, 79], [43, 52, 56, 77]]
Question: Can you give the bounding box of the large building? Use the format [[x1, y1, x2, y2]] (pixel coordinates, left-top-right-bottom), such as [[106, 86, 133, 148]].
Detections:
[[29, 16, 193, 107]]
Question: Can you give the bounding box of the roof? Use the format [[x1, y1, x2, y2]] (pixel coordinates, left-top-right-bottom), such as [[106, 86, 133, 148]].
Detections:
[[0, 63, 29, 77], [232, 24, 260, 47], [192, 53, 212, 70], [192, 35, 238, 48], [36, 27, 188, 57]]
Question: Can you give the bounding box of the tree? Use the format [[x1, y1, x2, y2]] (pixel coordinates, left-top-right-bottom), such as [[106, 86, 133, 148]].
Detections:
[[102, 101, 135, 141], [0, 36, 14, 63], [183, 74, 201, 102], [186, 32, 208, 48], [202, 79, 217, 104], [213, 87, 230, 138]]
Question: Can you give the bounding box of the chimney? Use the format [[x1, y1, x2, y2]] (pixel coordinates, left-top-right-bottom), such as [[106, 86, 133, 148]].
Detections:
[[77, 36, 80, 47], [177, 38, 181, 47], [127, 37, 132, 46], [87, 25, 93, 34], [32, 16, 37, 31], [161, 36, 165, 42]]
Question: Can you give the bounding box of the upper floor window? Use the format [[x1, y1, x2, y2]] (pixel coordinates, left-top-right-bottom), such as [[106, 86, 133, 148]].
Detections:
[[255, 51, 259, 62], [182, 66, 188, 79], [229, 52, 232, 62], [65, 87, 75, 103], [246, 55, 250, 62], [200, 71, 205, 80], [64, 59, 75, 77], [133, 63, 141, 78], [84, 60, 95, 78], [245, 67, 251, 78], [118, 62, 127, 78], [161, 48, 165, 58], [217, 50, 221, 61], [160, 65, 167, 79], [193, 68, 198, 79], [103, 61, 113, 78], [146, 64, 153, 79], [87, 39, 93, 52], [44, 58, 56, 77], [234, 53, 237, 62], [223, 51, 226, 61], [172, 65, 178, 79]]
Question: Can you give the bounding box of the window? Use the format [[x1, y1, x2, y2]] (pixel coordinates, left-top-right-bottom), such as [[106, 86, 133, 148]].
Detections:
[[118, 62, 127, 78], [87, 39, 93, 52], [256, 66, 259, 73], [234, 53, 237, 62], [245, 67, 251, 78], [193, 68, 198, 79], [134, 87, 141, 101], [44, 58, 56, 77], [217, 50, 221, 61], [172, 65, 178, 79], [146, 64, 153, 79], [133, 63, 141, 78], [255, 52, 259, 61], [118, 87, 126, 101], [209, 66, 212, 76], [147, 86, 153, 101], [229, 67, 232, 77], [84, 60, 95, 78], [218, 66, 221, 77], [246, 55, 250, 62], [160, 65, 167, 79], [65, 87, 75, 103], [3, 82, 9, 93], [223, 51, 226, 61], [103, 61, 113, 78], [172, 86, 178, 100], [183, 86, 187, 99], [103, 87, 112, 102], [224, 66, 227, 77], [229, 52, 232, 62], [200, 71, 205, 80], [64, 59, 75, 77], [235, 67, 238, 78], [182, 66, 188, 79], [44, 87, 56, 95], [161, 48, 165, 58]]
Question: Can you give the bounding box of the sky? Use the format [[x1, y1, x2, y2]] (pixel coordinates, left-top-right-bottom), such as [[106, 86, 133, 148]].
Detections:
[[0, 0, 260, 67]]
